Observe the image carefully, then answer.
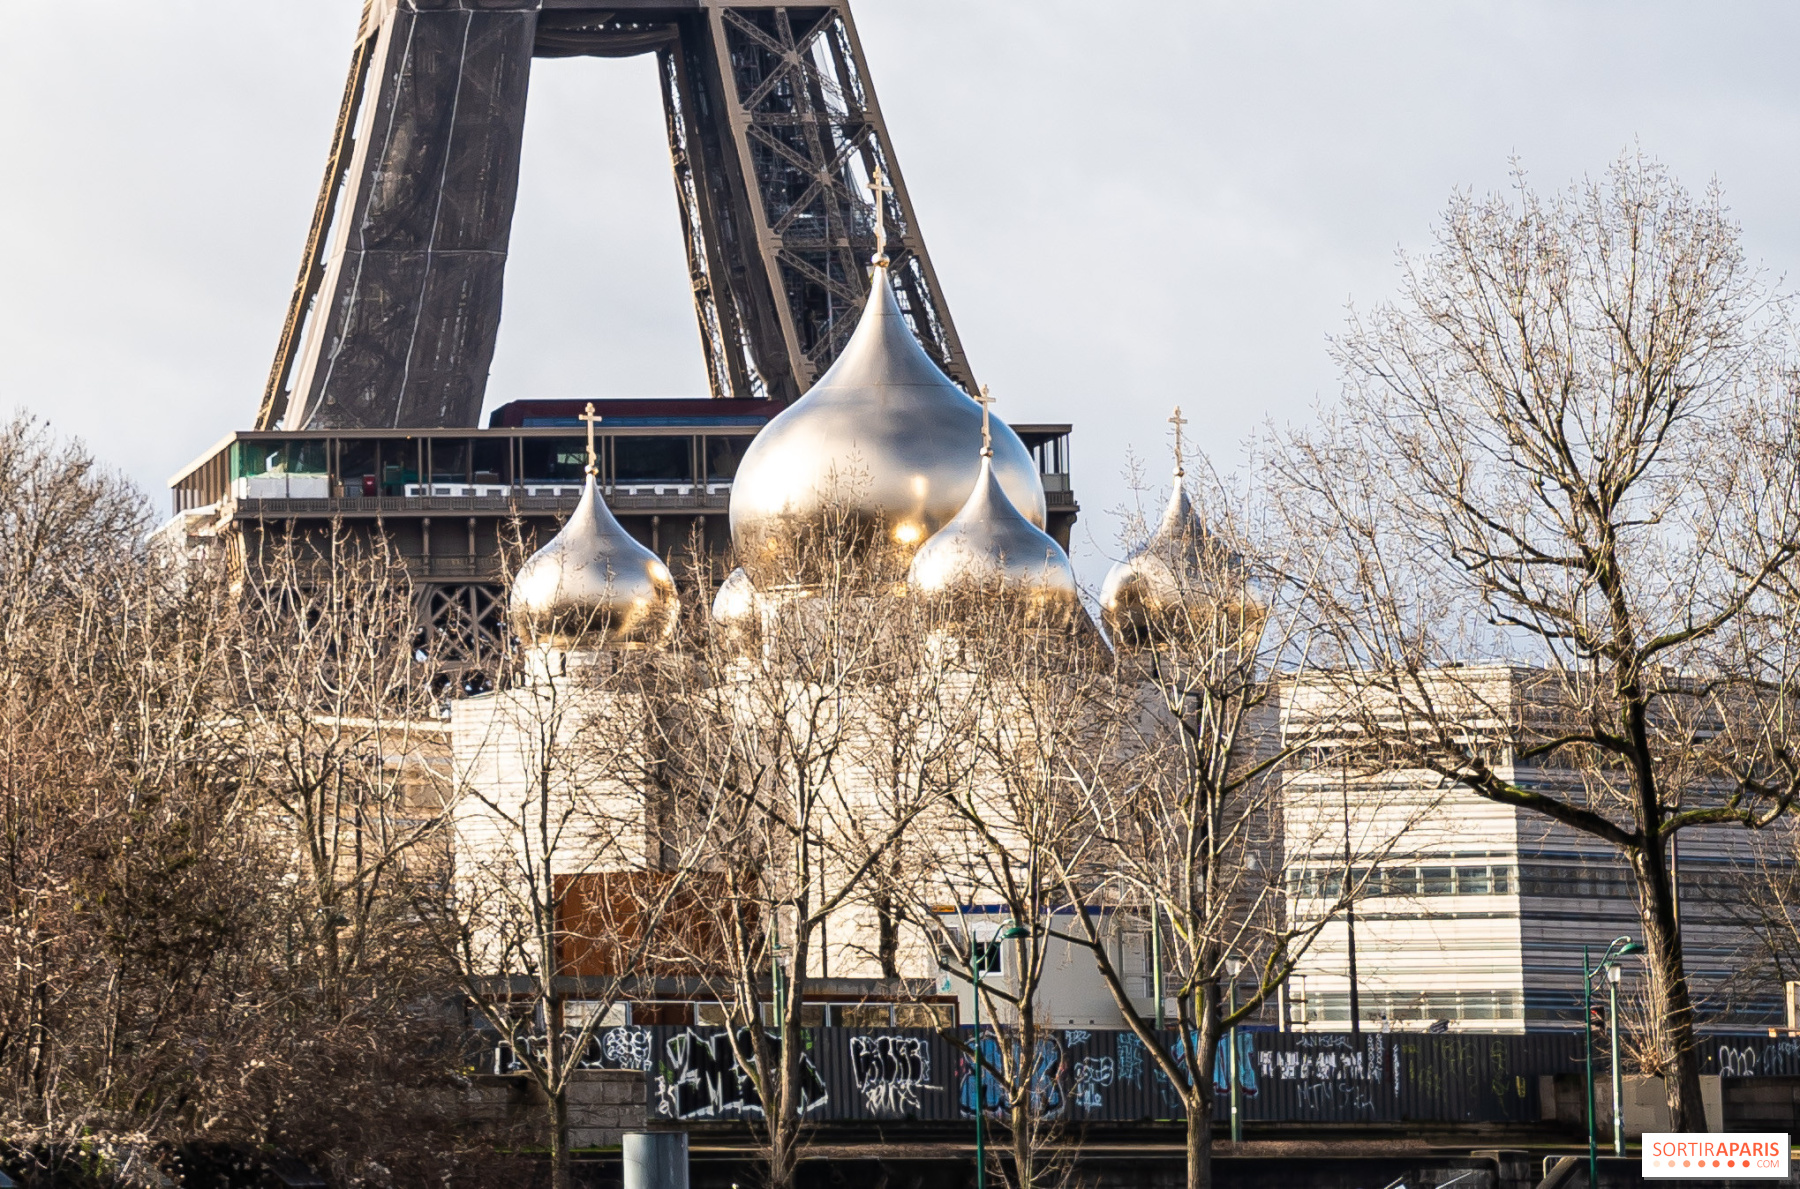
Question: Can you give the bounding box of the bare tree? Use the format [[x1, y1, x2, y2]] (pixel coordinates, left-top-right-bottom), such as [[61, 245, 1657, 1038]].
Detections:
[[900, 590, 1115, 1189], [0, 417, 250, 1137], [1054, 458, 1394, 1189], [432, 640, 699, 1189], [1278, 153, 1800, 1128], [229, 526, 450, 1025], [649, 513, 937, 1189]]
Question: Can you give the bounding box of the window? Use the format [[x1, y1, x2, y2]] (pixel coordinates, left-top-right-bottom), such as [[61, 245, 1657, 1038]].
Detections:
[[521, 438, 586, 483], [706, 436, 752, 481], [339, 440, 377, 494], [614, 436, 693, 483], [1456, 866, 1490, 895], [970, 940, 1003, 978], [472, 438, 509, 485], [1421, 867, 1453, 896], [563, 1000, 627, 1030], [896, 1003, 956, 1028], [1385, 867, 1420, 896], [234, 440, 329, 477], [429, 439, 470, 484]]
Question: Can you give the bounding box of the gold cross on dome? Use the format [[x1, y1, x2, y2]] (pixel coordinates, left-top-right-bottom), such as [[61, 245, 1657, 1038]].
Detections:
[[579, 402, 603, 476], [975, 385, 996, 457], [1168, 405, 1188, 477], [867, 165, 893, 266]]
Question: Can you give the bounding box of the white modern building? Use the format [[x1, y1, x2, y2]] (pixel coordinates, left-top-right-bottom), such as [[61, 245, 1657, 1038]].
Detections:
[[1280, 665, 1783, 1032]]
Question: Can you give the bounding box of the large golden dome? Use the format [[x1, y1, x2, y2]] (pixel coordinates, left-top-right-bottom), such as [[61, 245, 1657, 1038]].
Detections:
[[510, 472, 679, 649], [727, 262, 1045, 582], [908, 451, 1078, 625]]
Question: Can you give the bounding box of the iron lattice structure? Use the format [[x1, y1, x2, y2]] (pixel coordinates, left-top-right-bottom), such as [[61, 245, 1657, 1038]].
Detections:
[[260, 0, 975, 431]]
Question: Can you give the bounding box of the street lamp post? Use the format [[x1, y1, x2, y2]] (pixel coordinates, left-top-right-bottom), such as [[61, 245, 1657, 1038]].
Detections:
[[971, 920, 1027, 1189], [1583, 936, 1646, 1188], [1151, 903, 1165, 1032], [972, 945, 986, 1189], [1225, 957, 1245, 1144], [769, 937, 786, 1035], [1608, 962, 1625, 1156]]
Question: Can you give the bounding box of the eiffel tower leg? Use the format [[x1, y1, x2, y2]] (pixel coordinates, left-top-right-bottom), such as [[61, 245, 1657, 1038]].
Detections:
[[697, 4, 977, 397], [259, 34, 377, 430], [273, 2, 540, 431]]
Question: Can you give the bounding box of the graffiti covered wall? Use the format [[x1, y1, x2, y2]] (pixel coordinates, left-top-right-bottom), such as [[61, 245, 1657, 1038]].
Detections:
[[480, 1024, 1607, 1124]]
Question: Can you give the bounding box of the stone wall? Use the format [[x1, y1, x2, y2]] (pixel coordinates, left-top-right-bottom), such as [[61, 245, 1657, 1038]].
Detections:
[[466, 1069, 647, 1150]]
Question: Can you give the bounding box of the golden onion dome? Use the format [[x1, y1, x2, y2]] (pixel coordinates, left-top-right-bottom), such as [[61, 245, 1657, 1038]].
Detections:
[[727, 261, 1045, 583], [908, 448, 1079, 625], [510, 471, 679, 649], [1100, 479, 1206, 646], [1101, 439, 1263, 650]]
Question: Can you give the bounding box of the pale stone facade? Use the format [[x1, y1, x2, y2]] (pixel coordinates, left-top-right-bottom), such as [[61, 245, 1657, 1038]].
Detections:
[[1280, 665, 1783, 1032]]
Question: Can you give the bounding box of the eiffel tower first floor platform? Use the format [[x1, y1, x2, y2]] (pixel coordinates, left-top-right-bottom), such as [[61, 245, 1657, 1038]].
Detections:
[[163, 398, 1078, 682]]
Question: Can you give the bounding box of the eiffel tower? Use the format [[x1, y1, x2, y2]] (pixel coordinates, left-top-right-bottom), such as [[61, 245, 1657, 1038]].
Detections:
[[258, 0, 977, 430], [170, 0, 1077, 687]]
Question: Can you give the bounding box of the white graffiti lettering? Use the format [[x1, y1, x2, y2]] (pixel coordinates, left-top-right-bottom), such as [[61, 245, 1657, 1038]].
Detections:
[[1074, 1056, 1115, 1109], [849, 1034, 939, 1114]]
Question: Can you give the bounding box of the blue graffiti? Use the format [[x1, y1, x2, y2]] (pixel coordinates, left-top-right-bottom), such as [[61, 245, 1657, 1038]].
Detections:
[[1212, 1031, 1258, 1097], [958, 1031, 1066, 1119], [1117, 1031, 1144, 1082], [1150, 1029, 1258, 1103]]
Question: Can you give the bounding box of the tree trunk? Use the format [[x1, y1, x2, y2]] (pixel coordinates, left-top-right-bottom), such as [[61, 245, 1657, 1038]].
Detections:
[[1187, 1089, 1214, 1189], [548, 1086, 571, 1189], [1013, 1098, 1036, 1189], [1187, 989, 1225, 1189], [1633, 845, 1706, 1130], [766, 1124, 797, 1189]]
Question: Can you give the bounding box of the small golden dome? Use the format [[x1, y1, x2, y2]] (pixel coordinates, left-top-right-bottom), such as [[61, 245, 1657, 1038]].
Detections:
[[1101, 478, 1260, 649], [727, 262, 1045, 583], [510, 472, 679, 649], [908, 451, 1079, 625]]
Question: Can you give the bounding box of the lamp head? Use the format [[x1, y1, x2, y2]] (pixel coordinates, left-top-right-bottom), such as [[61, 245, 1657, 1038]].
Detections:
[[1606, 962, 1622, 985], [1225, 957, 1245, 977], [996, 920, 1028, 941], [1618, 940, 1647, 957]]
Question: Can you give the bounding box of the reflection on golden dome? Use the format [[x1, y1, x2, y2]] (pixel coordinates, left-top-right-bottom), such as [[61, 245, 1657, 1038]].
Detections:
[[908, 447, 1079, 626], [727, 262, 1044, 583], [510, 472, 679, 650]]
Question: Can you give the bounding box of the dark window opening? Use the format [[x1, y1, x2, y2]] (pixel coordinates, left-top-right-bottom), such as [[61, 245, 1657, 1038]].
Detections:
[[429, 440, 470, 485], [472, 438, 510, 485], [340, 440, 377, 496], [521, 438, 587, 483], [614, 436, 693, 484], [706, 436, 752, 481]]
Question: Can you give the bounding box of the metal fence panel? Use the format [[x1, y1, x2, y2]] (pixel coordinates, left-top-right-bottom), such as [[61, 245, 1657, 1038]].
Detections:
[[481, 1023, 1791, 1125]]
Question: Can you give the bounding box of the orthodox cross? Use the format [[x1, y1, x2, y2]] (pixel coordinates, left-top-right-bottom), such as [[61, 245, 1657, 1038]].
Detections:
[[1169, 405, 1188, 478], [580, 401, 603, 476], [868, 165, 892, 266], [976, 384, 996, 457]]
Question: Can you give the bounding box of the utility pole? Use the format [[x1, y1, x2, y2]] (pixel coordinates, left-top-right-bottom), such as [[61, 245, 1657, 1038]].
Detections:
[[1343, 762, 1360, 1034]]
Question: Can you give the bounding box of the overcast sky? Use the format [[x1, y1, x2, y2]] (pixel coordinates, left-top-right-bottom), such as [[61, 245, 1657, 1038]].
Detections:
[[4, 2, 1798, 588]]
